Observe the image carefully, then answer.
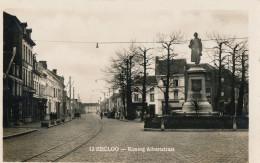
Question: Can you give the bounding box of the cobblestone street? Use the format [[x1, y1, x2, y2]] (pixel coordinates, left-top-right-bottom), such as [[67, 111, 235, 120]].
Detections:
[[3, 114, 248, 162]]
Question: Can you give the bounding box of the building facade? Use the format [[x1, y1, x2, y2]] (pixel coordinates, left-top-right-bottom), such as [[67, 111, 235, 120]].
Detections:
[[154, 57, 186, 115], [3, 12, 37, 125], [3, 12, 24, 126], [37, 61, 65, 120]]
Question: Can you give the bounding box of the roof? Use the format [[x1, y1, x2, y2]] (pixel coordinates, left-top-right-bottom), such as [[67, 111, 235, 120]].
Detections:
[[133, 75, 157, 85], [4, 12, 36, 46], [155, 57, 187, 75]]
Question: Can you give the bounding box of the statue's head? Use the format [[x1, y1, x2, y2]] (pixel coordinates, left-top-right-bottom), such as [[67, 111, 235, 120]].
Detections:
[[194, 32, 198, 38]]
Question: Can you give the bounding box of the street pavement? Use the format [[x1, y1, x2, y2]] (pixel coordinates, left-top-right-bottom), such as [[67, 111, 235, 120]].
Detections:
[[3, 114, 248, 162]]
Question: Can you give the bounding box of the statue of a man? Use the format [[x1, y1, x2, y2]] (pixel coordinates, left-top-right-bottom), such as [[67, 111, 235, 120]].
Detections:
[[189, 32, 202, 65]]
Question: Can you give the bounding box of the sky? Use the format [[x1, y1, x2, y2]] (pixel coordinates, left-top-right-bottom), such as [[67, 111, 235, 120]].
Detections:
[[1, 0, 250, 103]]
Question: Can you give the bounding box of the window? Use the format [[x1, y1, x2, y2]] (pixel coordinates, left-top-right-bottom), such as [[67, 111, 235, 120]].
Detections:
[[25, 47, 27, 62], [221, 88, 224, 96], [174, 91, 178, 99], [16, 65, 19, 77], [25, 70, 27, 86], [173, 80, 178, 87], [12, 80, 15, 95], [150, 94, 154, 102], [28, 70, 30, 86], [221, 78, 224, 82], [27, 49, 29, 63], [206, 74, 211, 81], [29, 50, 30, 64], [134, 94, 139, 102], [22, 68, 25, 84], [16, 81, 19, 96], [206, 88, 211, 97], [30, 51, 33, 65], [20, 82, 22, 96], [22, 45, 25, 60]]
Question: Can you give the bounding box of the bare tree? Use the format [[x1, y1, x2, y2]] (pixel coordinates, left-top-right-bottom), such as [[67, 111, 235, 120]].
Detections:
[[226, 40, 247, 115], [157, 31, 184, 115], [102, 43, 140, 120], [102, 49, 128, 118], [135, 45, 154, 120], [236, 45, 248, 116], [207, 33, 230, 113]]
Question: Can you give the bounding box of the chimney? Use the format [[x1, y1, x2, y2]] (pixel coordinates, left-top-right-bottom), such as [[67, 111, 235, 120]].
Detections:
[[39, 61, 47, 69], [26, 28, 32, 38], [52, 69, 57, 74]]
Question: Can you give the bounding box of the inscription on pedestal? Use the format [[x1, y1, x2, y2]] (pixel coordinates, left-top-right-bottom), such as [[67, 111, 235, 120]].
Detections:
[[191, 79, 202, 92]]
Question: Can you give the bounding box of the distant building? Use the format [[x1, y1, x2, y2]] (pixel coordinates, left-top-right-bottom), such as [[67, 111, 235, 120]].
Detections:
[[83, 103, 100, 113]]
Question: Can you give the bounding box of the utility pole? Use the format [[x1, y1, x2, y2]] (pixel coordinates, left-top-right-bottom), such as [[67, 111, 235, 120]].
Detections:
[[78, 94, 80, 113], [69, 76, 71, 117], [108, 88, 111, 112], [73, 87, 75, 113]]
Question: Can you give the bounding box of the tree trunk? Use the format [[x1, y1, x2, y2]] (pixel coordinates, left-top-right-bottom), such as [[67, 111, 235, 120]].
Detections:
[[126, 59, 130, 119], [217, 46, 222, 114], [237, 52, 246, 116], [141, 51, 147, 121], [231, 50, 236, 116], [165, 46, 170, 115]]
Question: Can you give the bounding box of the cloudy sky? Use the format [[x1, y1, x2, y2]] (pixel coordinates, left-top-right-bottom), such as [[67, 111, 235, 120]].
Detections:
[[1, 0, 251, 103]]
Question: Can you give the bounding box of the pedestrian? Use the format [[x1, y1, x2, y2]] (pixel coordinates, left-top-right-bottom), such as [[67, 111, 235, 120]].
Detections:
[[100, 112, 103, 119]]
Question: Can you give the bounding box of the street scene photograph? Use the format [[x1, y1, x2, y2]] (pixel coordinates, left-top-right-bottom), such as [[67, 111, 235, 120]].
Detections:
[[2, 0, 260, 162]]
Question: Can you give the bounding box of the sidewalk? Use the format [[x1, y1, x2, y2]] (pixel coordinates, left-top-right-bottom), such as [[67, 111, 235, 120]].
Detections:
[[3, 117, 72, 139]]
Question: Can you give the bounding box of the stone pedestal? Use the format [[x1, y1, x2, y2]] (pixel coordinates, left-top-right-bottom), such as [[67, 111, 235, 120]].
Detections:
[[181, 66, 217, 115]]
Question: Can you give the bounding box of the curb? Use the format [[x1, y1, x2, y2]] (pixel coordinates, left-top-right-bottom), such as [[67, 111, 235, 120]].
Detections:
[[3, 129, 38, 139], [144, 128, 249, 132], [118, 119, 144, 123], [47, 119, 73, 128]]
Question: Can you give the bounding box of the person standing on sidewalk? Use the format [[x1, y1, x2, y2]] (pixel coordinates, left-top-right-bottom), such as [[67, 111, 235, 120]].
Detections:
[[100, 112, 103, 119]]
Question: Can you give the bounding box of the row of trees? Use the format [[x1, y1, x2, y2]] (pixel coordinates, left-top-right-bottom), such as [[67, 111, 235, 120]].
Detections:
[[103, 31, 248, 120]]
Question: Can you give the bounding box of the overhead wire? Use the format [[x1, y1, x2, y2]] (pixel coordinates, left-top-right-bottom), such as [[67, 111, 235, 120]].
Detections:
[[32, 37, 248, 44]]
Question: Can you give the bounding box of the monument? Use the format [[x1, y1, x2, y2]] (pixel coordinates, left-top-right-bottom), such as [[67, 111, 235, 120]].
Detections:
[[181, 32, 218, 116]]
